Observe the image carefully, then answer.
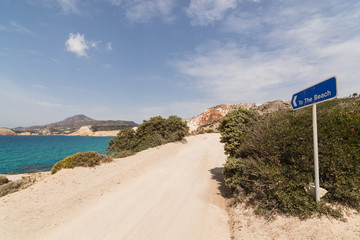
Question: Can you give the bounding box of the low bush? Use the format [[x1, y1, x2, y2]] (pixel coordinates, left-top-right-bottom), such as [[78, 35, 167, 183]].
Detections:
[[107, 128, 136, 158], [0, 176, 35, 197], [219, 108, 259, 157], [51, 151, 113, 174], [107, 115, 189, 158], [0, 175, 9, 185], [0, 181, 22, 197], [221, 97, 360, 219]]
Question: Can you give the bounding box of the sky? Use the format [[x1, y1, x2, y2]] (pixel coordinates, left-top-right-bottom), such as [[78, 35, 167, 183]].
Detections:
[[1, 0, 360, 128]]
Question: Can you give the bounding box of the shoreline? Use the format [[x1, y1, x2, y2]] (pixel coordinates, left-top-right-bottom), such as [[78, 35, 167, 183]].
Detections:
[[0, 135, 113, 175], [1, 166, 53, 176], [4, 171, 50, 182], [1, 134, 116, 137]]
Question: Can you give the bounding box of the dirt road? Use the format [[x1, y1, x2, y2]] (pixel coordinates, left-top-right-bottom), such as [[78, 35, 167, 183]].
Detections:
[[0, 133, 230, 240]]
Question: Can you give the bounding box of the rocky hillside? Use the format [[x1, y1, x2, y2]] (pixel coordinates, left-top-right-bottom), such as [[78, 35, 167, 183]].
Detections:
[[50, 115, 94, 126], [13, 115, 138, 136], [0, 128, 16, 136], [186, 100, 291, 133]]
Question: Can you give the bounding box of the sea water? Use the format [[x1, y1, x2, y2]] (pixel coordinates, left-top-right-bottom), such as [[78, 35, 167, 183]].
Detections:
[[0, 135, 114, 174]]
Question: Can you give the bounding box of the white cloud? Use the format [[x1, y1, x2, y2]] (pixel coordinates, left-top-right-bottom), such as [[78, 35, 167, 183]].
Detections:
[[49, 57, 59, 62], [107, 0, 176, 23], [103, 64, 112, 69], [173, 3, 360, 103], [186, 0, 237, 26], [37, 101, 62, 108], [107, 42, 112, 51], [27, 0, 80, 14], [138, 100, 212, 121], [56, 0, 80, 14], [90, 41, 99, 48], [9, 21, 33, 34], [0, 77, 68, 127], [107, 0, 122, 6], [32, 84, 47, 89], [172, 42, 308, 102], [65, 33, 97, 57], [222, 12, 263, 33], [127, 0, 176, 22], [65, 33, 88, 57]]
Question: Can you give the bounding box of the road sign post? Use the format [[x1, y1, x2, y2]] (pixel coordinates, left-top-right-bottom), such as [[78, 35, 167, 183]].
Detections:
[[313, 104, 320, 202], [291, 76, 337, 203]]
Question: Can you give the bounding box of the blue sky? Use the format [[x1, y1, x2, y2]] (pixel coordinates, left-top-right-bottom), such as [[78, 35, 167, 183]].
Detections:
[[1, 0, 360, 127]]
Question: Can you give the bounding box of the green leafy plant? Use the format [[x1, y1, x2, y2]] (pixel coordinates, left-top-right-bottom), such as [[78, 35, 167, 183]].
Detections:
[[221, 97, 360, 219], [218, 108, 259, 157], [107, 115, 189, 158], [51, 151, 113, 174]]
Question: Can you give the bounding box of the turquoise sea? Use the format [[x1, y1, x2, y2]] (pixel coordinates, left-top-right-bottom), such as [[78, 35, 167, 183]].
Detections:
[[0, 135, 114, 174]]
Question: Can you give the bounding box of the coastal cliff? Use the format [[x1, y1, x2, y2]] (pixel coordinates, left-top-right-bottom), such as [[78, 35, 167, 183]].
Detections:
[[0, 128, 16, 136]]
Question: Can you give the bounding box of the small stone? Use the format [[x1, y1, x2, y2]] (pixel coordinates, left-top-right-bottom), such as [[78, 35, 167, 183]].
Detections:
[[305, 183, 328, 199]]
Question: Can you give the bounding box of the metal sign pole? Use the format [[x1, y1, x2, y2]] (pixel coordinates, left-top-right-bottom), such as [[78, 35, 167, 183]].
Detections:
[[313, 104, 320, 202]]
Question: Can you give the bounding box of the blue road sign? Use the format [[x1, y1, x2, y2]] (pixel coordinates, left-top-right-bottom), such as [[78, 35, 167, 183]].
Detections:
[[291, 76, 337, 110]]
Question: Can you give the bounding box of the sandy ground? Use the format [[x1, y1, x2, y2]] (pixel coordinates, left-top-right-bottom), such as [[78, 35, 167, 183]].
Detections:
[[228, 203, 360, 240], [0, 133, 230, 240]]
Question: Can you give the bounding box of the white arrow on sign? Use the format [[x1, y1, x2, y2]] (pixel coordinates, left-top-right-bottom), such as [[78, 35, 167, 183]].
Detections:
[[292, 95, 297, 107]]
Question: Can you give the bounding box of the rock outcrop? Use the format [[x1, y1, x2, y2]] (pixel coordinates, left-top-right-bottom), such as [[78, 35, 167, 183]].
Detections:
[[186, 103, 258, 133], [256, 100, 291, 115], [0, 128, 16, 135], [18, 132, 32, 135], [67, 126, 94, 136], [67, 126, 120, 137], [186, 100, 291, 133]]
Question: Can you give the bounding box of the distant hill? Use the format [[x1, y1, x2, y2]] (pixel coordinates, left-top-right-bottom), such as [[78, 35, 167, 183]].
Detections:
[[46, 114, 138, 129], [13, 115, 138, 136], [51, 115, 95, 126]]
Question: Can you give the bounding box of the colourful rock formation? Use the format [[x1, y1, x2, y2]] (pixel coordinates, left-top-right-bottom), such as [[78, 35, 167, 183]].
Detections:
[[186, 100, 291, 133]]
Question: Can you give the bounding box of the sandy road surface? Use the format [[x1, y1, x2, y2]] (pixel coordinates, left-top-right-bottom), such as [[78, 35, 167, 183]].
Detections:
[[0, 133, 230, 240]]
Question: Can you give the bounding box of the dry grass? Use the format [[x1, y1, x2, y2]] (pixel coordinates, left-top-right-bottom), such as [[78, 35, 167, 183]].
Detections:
[[0, 175, 9, 185], [0, 176, 36, 197]]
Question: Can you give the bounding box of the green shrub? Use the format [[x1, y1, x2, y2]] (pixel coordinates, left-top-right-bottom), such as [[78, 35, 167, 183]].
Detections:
[[107, 128, 136, 158], [218, 108, 259, 157], [51, 151, 113, 174], [221, 97, 360, 219], [0, 175, 9, 185], [107, 115, 189, 158]]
